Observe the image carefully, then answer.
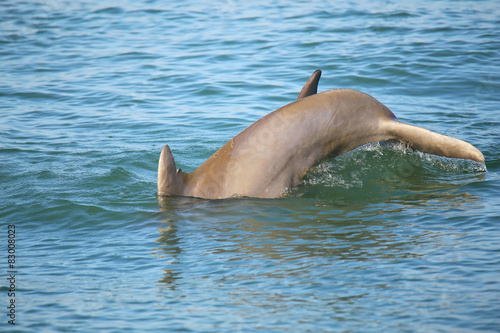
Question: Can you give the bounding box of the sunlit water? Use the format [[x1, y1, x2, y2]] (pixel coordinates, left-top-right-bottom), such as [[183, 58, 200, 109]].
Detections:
[[1, 1, 500, 332]]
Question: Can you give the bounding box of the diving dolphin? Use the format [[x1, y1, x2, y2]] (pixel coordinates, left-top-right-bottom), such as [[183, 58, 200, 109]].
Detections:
[[158, 70, 484, 199]]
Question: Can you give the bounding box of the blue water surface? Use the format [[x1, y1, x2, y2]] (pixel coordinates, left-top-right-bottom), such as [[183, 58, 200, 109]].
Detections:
[[1, 0, 500, 332]]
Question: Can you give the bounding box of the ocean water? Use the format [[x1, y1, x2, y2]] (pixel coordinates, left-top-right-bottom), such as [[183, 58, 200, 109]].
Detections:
[[1, 0, 500, 332]]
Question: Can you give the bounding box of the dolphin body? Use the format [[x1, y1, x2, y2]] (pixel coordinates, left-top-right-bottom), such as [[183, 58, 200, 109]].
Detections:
[[158, 70, 484, 199]]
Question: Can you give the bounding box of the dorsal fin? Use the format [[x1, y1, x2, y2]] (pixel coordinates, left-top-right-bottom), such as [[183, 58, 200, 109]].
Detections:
[[297, 69, 322, 100]]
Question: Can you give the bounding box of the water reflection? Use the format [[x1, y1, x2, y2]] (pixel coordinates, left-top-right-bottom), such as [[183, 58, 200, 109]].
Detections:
[[151, 151, 488, 333], [153, 185, 480, 288]]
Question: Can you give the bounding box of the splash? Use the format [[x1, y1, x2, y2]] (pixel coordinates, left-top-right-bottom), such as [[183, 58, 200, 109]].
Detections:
[[290, 141, 486, 198]]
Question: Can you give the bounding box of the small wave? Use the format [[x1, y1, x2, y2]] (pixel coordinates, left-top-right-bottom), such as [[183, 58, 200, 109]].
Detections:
[[92, 7, 125, 15], [291, 141, 485, 199]]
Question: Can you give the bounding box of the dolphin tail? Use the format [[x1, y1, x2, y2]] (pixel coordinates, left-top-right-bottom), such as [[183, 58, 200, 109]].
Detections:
[[297, 70, 322, 100], [386, 120, 485, 162]]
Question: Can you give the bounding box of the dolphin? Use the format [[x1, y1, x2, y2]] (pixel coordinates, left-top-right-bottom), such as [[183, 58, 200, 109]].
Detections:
[[158, 70, 484, 199]]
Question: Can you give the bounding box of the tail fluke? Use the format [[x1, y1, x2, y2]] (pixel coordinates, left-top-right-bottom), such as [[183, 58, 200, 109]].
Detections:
[[387, 120, 484, 162]]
